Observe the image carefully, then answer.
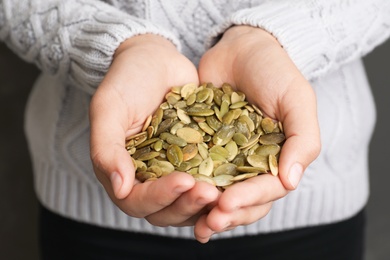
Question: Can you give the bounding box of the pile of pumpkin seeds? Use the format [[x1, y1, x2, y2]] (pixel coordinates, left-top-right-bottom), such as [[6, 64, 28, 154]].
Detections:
[[126, 83, 285, 190]]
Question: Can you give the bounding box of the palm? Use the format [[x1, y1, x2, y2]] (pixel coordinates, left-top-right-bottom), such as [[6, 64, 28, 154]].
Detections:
[[194, 26, 320, 243], [100, 42, 199, 138], [90, 35, 220, 229]]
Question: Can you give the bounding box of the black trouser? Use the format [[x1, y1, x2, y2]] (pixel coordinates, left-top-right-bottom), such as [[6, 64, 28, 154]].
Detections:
[[39, 204, 365, 260]]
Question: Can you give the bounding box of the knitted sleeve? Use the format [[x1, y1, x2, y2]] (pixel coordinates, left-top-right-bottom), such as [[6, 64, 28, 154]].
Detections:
[[208, 0, 390, 81], [0, 0, 180, 94]]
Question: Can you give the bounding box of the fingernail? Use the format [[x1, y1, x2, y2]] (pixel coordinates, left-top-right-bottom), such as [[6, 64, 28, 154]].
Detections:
[[288, 163, 303, 189], [196, 198, 208, 206], [174, 186, 188, 194], [222, 222, 231, 231], [110, 172, 123, 197]]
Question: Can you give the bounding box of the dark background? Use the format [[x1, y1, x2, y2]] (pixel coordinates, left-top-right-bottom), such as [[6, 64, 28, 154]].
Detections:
[[1, 39, 389, 259]]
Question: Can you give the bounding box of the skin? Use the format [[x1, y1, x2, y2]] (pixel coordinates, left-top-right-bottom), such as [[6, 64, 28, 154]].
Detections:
[[89, 35, 219, 227], [89, 26, 321, 242]]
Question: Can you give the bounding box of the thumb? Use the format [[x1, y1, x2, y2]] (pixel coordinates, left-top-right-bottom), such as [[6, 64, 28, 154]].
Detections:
[[277, 82, 321, 190], [89, 89, 135, 199]]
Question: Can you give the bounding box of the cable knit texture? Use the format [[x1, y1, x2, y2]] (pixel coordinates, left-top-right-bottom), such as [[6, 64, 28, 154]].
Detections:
[[1, 0, 390, 239]]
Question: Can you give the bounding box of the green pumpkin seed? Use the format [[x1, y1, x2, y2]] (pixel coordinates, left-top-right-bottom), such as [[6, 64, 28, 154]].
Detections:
[[176, 127, 203, 143], [186, 92, 197, 106], [149, 160, 175, 176], [209, 145, 230, 159], [134, 160, 147, 172], [131, 83, 284, 188], [161, 132, 187, 147], [232, 172, 259, 182], [259, 133, 286, 145], [166, 144, 183, 167], [206, 115, 223, 132], [246, 154, 270, 170], [136, 172, 157, 182], [196, 88, 211, 103], [177, 109, 191, 124], [261, 117, 275, 133], [269, 154, 279, 176], [147, 165, 163, 177], [233, 133, 248, 146], [186, 107, 215, 117], [182, 144, 198, 161], [221, 83, 233, 95], [225, 140, 238, 162], [187, 154, 203, 168], [198, 156, 214, 177], [198, 121, 215, 136], [209, 152, 228, 163], [254, 144, 281, 156], [136, 151, 160, 161], [181, 83, 198, 99], [213, 163, 238, 176], [213, 174, 234, 187], [213, 125, 235, 146], [192, 174, 216, 186], [236, 165, 268, 173], [230, 101, 248, 109], [176, 161, 192, 172], [136, 137, 159, 149]]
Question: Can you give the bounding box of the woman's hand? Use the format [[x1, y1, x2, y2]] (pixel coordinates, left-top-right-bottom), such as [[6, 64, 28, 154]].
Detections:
[[195, 26, 321, 242], [89, 34, 219, 227]]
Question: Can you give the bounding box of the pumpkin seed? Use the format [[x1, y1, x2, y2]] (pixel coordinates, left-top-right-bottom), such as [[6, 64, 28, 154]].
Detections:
[[198, 156, 214, 177], [213, 174, 234, 187], [247, 154, 270, 170], [136, 172, 157, 182], [176, 127, 203, 143], [128, 83, 284, 188], [213, 163, 238, 176], [259, 133, 286, 145], [166, 144, 183, 167], [269, 154, 279, 176], [193, 174, 216, 186], [232, 172, 259, 182], [213, 125, 235, 146], [182, 144, 198, 161], [261, 117, 275, 133]]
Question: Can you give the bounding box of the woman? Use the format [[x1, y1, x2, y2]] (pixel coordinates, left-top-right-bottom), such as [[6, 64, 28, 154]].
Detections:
[[1, 0, 389, 259]]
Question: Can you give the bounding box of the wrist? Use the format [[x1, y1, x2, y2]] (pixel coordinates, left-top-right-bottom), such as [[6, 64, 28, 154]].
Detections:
[[114, 34, 177, 58], [222, 25, 281, 49]]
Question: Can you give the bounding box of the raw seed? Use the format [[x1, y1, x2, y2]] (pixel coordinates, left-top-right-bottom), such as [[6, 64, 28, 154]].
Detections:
[[193, 174, 216, 186], [199, 157, 214, 177], [213, 163, 238, 176], [166, 144, 183, 167], [176, 127, 203, 143], [182, 144, 198, 161], [269, 154, 279, 176], [127, 83, 284, 190], [213, 175, 234, 186]]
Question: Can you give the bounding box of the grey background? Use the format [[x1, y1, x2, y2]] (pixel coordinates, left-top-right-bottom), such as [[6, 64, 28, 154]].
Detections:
[[0, 39, 389, 259]]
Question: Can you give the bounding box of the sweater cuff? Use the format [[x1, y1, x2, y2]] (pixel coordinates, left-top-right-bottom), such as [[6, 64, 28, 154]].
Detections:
[[68, 7, 181, 94], [207, 2, 329, 81]]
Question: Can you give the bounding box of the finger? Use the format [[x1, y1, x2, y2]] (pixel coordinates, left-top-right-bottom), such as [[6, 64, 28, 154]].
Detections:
[[194, 214, 212, 243], [218, 174, 288, 212], [116, 172, 195, 218], [145, 181, 220, 227], [208, 203, 273, 232], [278, 78, 321, 190], [194, 202, 273, 242], [90, 87, 135, 199]]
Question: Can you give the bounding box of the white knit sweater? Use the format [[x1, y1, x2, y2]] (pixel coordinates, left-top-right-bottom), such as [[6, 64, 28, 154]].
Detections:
[[1, 0, 389, 239]]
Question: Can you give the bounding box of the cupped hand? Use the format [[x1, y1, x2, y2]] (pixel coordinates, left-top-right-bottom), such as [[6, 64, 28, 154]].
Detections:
[[89, 34, 219, 227], [195, 26, 321, 242]]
